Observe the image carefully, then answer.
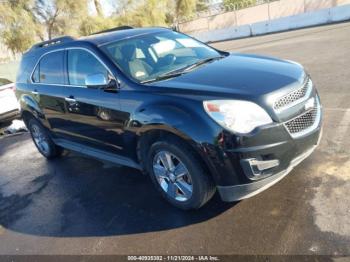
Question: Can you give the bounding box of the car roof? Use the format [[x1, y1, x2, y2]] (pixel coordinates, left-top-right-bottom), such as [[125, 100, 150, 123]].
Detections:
[[24, 27, 170, 58], [81, 27, 169, 46]]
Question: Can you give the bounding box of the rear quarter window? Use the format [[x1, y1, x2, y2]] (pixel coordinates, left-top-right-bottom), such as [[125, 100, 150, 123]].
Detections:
[[33, 51, 65, 84], [16, 55, 37, 84]]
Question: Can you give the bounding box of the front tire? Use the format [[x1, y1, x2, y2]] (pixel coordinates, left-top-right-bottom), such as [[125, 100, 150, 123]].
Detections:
[[28, 118, 63, 159], [147, 137, 216, 210]]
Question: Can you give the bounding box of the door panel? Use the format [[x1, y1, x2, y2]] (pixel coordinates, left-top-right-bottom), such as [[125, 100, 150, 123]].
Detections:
[[60, 48, 127, 155], [30, 50, 67, 134], [34, 84, 66, 132], [61, 86, 126, 154]]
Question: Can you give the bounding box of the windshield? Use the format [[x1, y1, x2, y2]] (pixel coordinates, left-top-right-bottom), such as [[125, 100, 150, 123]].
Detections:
[[101, 31, 223, 83]]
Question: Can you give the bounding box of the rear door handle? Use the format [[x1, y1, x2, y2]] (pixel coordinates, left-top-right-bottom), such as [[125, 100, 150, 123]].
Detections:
[[65, 96, 76, 102]]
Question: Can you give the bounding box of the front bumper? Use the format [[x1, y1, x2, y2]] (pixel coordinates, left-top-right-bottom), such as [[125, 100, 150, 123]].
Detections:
[[217, 141, 318, 201], [200, 94, 322, 202]]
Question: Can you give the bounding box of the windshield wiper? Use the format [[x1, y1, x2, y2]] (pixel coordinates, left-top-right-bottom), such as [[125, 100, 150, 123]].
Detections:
[[140, 67, 189, 84], [141, 56, 224, 84], [183, 56, 224, 72]]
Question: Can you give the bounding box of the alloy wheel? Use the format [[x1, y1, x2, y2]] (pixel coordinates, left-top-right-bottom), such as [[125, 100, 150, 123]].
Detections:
[[153, 150, 193, 202], [31, 124, 50, 155]]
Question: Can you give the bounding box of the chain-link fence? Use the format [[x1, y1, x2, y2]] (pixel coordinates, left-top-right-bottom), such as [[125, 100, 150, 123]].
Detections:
[[178, 0, 345, 34], [179, 0, 279, 23]]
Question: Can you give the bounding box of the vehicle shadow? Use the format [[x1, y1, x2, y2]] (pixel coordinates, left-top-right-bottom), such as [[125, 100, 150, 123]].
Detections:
[[0, 136, 237, 237]]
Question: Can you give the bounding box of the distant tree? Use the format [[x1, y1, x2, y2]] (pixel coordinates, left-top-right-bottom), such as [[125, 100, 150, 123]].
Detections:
[[0, 0, 38, 53], [93, 0, 103, 17], [33, 0, 88, 39], [79, 16, 115, 36], [165, 0, 203, 26], [196, 0, 209, 12], [128, 0, 168, 27], [175, 0, 197, 18], [0, 0, 212, 54]]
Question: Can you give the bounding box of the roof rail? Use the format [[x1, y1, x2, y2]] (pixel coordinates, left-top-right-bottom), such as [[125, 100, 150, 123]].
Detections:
[[91, 26, 134, 35], [29, 36, 75, 51]]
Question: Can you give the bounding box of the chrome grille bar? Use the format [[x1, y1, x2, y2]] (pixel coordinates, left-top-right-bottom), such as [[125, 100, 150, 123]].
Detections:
[[284, 96, 321, 138], [274, 77, 312, 111]]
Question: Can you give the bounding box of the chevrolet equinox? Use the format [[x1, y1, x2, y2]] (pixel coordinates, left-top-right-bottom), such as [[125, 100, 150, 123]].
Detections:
[[15, 27, 322, 210]]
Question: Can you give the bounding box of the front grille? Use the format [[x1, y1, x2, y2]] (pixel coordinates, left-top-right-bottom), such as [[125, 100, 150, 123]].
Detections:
[[274, 77, 311, 111], [285, 108, 318, 134]]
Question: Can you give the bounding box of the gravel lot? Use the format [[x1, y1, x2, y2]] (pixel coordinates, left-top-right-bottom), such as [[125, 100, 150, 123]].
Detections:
[[0, 22, 349, 256]]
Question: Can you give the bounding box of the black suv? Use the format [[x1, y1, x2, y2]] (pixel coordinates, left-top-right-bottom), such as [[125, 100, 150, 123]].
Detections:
[[16, 27, 322, 210]]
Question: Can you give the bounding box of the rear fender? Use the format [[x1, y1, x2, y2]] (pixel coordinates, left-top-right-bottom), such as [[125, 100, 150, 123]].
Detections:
[[19, 94, 48, 128]]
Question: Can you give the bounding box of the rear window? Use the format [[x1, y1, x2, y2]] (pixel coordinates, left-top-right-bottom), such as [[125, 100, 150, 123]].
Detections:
[[32, 51, 65, 84]]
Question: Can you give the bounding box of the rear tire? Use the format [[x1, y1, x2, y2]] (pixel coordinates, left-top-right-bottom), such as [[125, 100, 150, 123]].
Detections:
[[147, 137, 216, 210], [28, 118, 63, 159]]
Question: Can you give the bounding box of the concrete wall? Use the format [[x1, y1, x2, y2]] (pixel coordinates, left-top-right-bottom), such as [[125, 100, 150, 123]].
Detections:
[[236, 4, 269, 26], [190, 3, 350, 42], [269, 0, 305, 19], [179, 0, 350, 34]]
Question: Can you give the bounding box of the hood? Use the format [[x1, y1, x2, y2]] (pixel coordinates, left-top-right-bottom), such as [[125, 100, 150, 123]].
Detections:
[[149, 53, 306, 97]]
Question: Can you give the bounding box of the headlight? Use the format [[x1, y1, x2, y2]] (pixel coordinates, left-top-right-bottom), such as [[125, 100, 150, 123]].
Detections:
[[203, 100, 273, 134]]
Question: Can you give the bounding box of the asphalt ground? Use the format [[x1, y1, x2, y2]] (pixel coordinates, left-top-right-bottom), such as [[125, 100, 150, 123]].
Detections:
[[0, 22, 349, 256]]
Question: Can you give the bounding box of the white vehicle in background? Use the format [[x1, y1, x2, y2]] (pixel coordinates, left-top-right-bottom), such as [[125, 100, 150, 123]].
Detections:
[[0, 78, 20, 123]]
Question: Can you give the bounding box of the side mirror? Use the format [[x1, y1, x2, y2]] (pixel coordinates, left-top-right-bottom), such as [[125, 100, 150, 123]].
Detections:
[[85, 74, 119, 92], [85, 73, 108, 88]]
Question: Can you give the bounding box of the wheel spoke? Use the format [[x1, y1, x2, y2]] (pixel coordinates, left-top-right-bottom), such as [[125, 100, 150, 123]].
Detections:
[[167, 182, 177, 198], [174, 162, 188, 179], [159, 151, 174, 171], [32, 127, 39, 139], [41, 142, 49, 153], [153, 163, 167, 179], [153, 150, 193, 202], [175, 180, 192, 200]]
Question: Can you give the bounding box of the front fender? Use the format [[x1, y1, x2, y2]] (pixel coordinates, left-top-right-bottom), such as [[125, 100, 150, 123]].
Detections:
[[132, 102, 229, 185], [133, 103, 220, 144]]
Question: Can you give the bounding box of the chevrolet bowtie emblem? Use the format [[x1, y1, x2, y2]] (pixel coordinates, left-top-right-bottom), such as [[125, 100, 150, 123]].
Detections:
[[305, 97, 315, 111]]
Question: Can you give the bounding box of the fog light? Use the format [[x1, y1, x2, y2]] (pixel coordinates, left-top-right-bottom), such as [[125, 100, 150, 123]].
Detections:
[[241, 158, 280, 180]]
